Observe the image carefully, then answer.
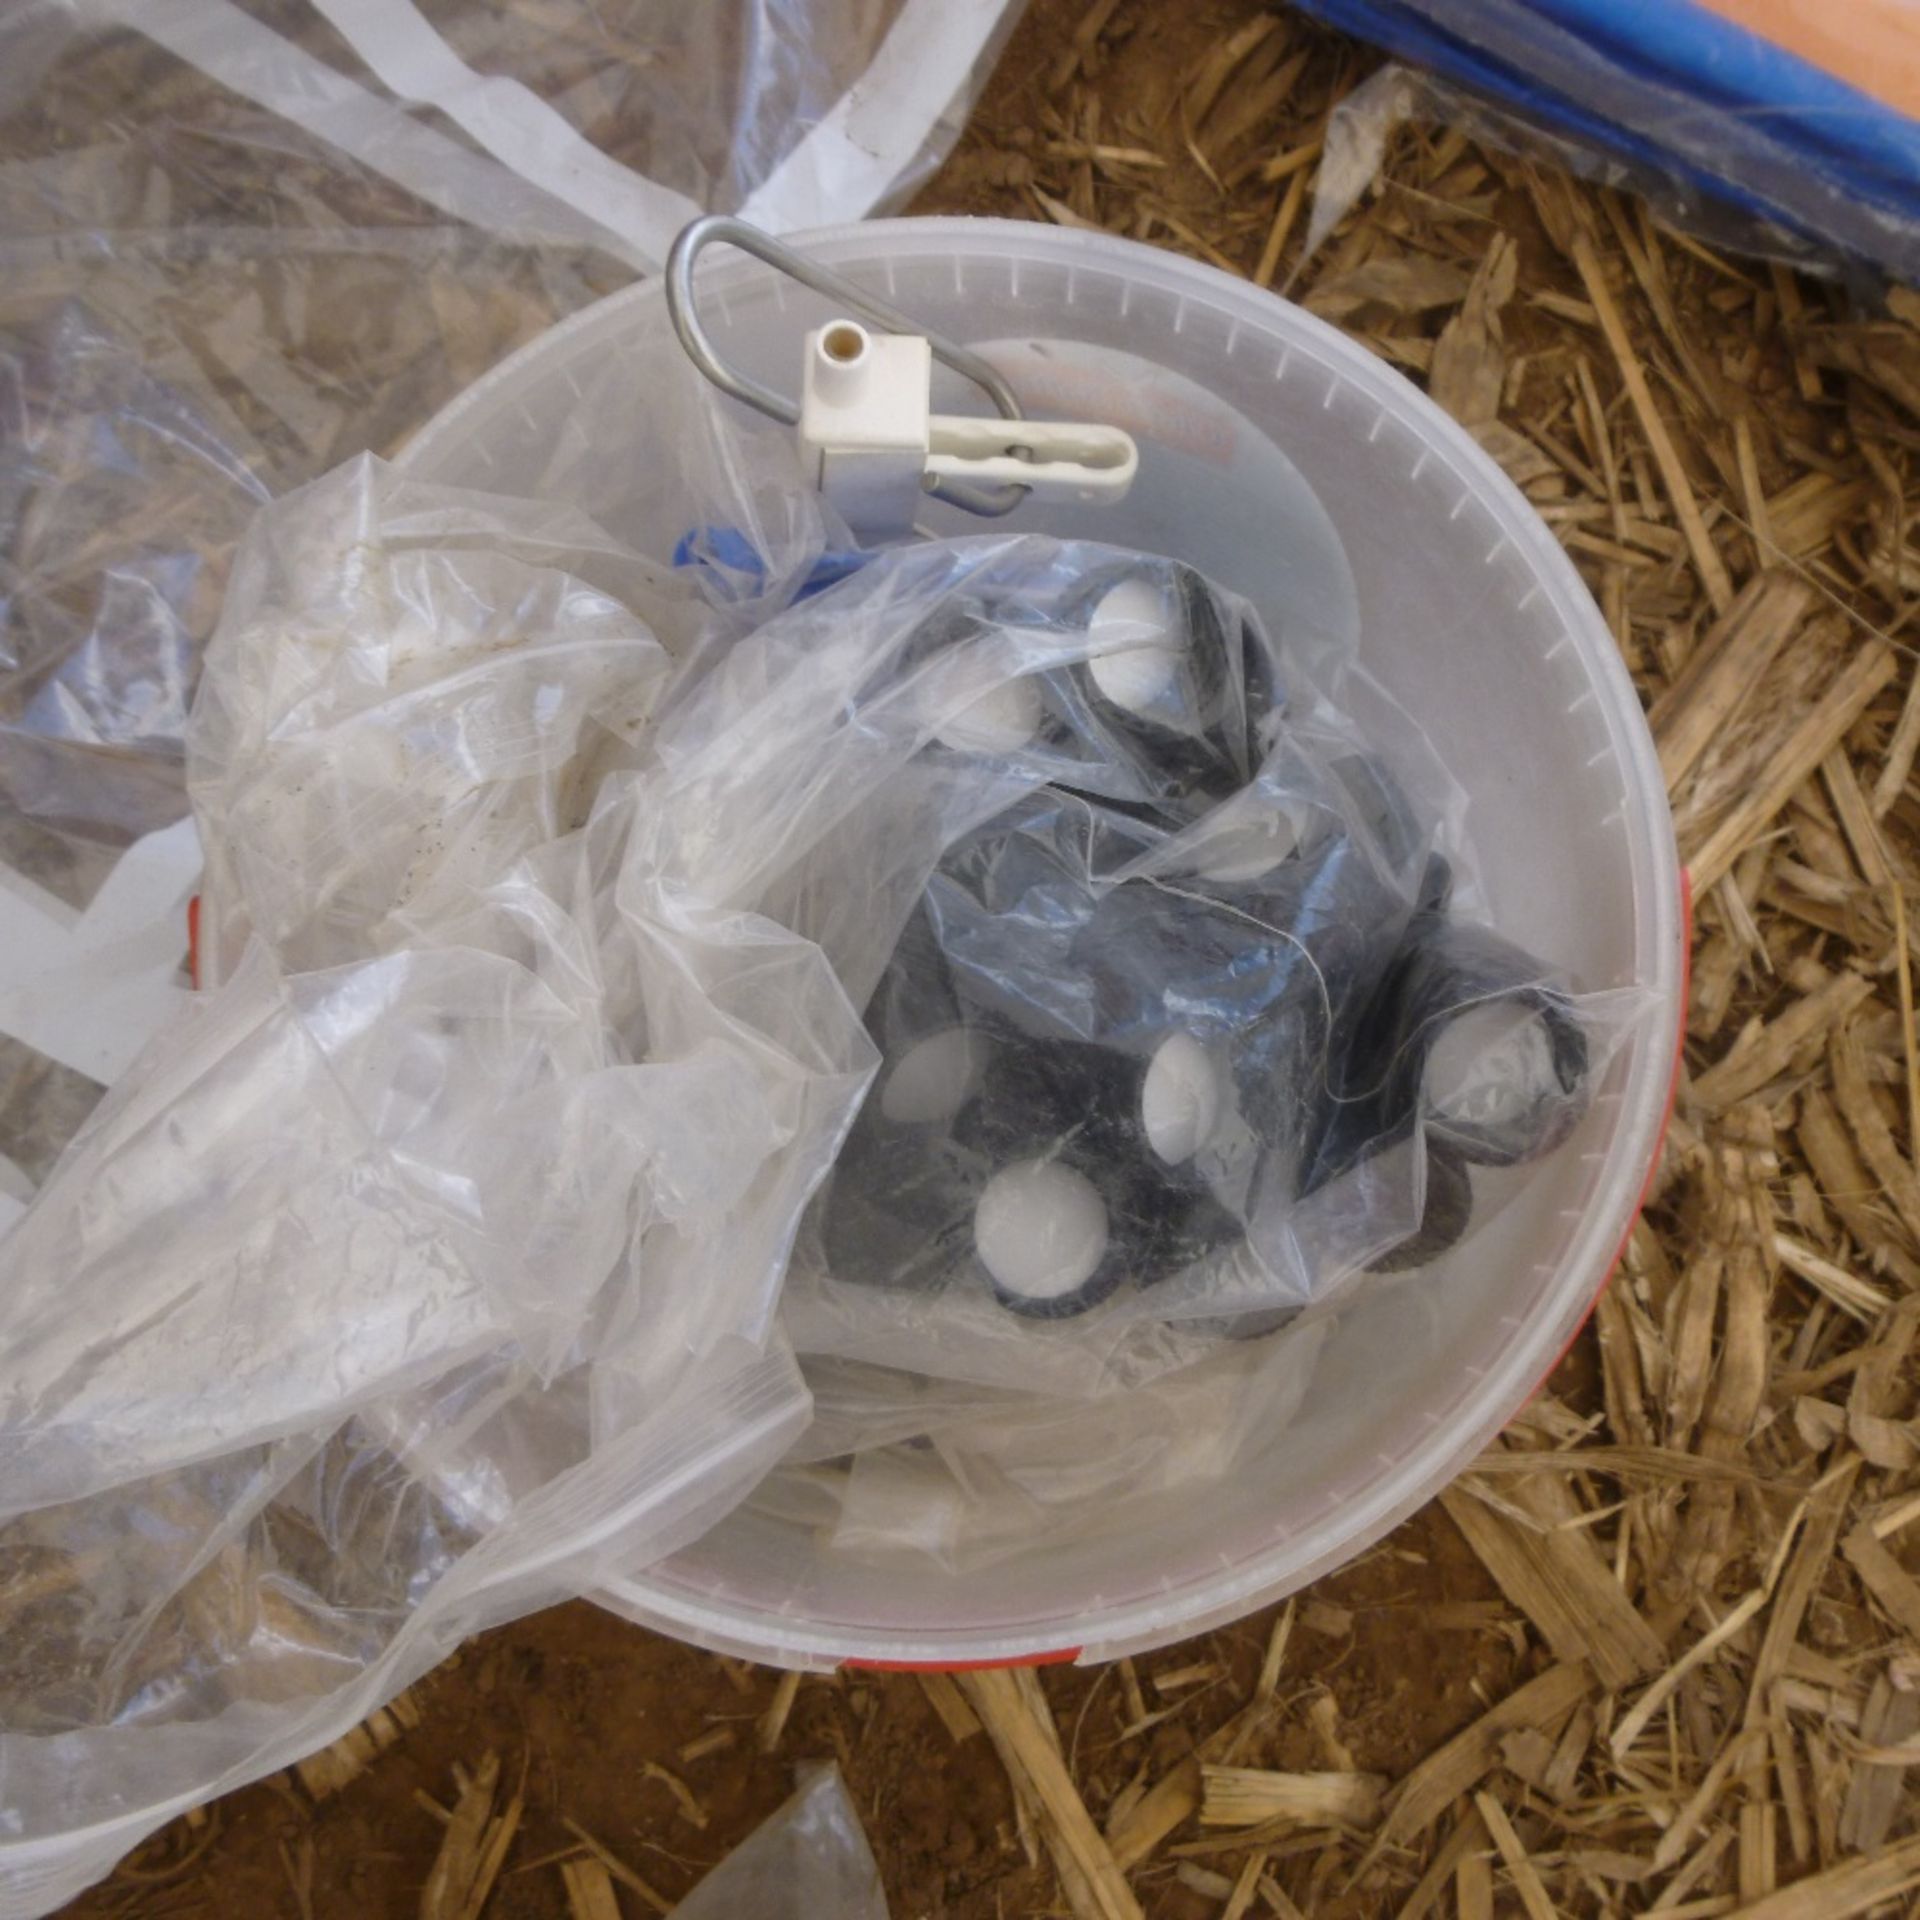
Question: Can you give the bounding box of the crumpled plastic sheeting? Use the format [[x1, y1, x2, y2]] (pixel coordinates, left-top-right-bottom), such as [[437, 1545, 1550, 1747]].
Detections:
[[0, 0, 1023, 1199], [821, 1321, 1331, 1575], [0, 458, 871, 1917], [673, 1766, 888, 1920]]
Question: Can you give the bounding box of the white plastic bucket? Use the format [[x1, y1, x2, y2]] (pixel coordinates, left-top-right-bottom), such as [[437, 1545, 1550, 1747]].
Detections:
[[399, 218, 1684, 1670]]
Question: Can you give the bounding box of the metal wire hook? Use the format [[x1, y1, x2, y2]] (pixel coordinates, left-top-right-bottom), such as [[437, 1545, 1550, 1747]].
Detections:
[[664, 215, 1030, 519]]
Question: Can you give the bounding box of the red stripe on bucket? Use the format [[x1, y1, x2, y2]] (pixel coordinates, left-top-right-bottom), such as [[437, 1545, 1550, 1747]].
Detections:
[[1524, 863, 1693, 1404], [187, 894, 202, 991], [845, 1646, 1083, 1674]]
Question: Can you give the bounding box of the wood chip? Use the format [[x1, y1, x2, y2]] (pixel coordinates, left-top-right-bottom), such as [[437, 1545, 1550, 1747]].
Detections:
[[1831, 1017, 1920, 1249], [1685, 643, 1898, 890], [556, 1820, 671, 1916], [1838, 1670, 1920, 1851], [1154, 1660, 1222, 1696], [1713, 1831, 1920, 1919], [1870, 666, 1920, 819], [1392, 1805, 1488, 1920], [1842, 1520, 1920, 1645], [961, 1668, 1145, 1920], [641, 1759, 707, 1830], [296, 1688, 423, 1800], [1689, 970, 1871, 1113], [419, 1754, 522, 1920], [919, 1670, 984, 1744], [758, 1669, 802, 1754], [559, 1857, 623, 1920], [1256, 1601, 1295, 1703], [1199, 1767, 1386, 1829], [1369, 1664, 1593, 1856], [1442, 1478, 1663, 1690], [1650, 573, 1814, 791], [1574, 234, 1734, 611], [1473, 1791, 1557, 1920], [1220, 1848, 1269, 1920], [1744, 1456, 1864, 1725]]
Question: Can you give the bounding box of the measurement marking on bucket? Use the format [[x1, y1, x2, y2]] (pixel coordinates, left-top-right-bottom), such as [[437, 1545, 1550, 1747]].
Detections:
[[1515, 584, 1542, 612], [1564, 688, 1598, 715], [1064, 268, 1079, 306], [1376, 1451, 1401, 1469], [769, 278, 787, 313], [558, 369, 585, 403], [1009, 259, 1021, 298], [1119, 281, 1134, 318], [880, 258, 898, 297], [951, 259, 965, 294], [1367, 407, 1386, 443], [1408, 448, 1430, 480], [1322, 374, 1342, 410], [1585, 745, 1615, 769], [514, 403, 541, 434], [1448, 489, 1471, 521], [1497, 1315, 1523, 1330], [1484, 536, 1509, 566], [1223, 320, 1240, 355], [1171, 297, 1188, 335], [1271, 346, 1291, 381]]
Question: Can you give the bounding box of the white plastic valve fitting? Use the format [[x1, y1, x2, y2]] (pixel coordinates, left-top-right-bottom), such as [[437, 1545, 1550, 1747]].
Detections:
[[797, 317, 1138, 541]]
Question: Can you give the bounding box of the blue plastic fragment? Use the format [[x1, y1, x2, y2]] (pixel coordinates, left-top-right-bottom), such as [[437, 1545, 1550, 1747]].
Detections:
[[672, 525, 872, 601]]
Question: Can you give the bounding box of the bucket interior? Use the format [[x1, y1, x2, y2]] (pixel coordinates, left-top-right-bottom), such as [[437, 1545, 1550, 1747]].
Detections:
[[399, 219, 1680, 1665]]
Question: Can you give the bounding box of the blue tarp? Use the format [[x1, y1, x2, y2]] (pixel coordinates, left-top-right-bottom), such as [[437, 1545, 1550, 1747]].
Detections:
[[1289, 0, 1920, 279]]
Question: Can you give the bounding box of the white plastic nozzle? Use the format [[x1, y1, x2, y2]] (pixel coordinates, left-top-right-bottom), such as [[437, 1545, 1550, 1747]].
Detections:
[[812, 319, 876, 402]]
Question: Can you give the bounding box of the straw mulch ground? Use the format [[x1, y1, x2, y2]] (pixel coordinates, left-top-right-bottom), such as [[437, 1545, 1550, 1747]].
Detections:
[[36, 0, 1920, 1916], [905, 3, 1920, 1915]]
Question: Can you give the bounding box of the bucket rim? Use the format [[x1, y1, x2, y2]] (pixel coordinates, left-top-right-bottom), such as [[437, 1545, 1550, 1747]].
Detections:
[[398, 214, 1686, 1668]]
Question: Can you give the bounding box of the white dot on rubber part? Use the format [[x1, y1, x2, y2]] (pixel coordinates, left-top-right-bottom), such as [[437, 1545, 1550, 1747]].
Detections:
[[1087, 576, 1184, 716], [974, 1160, 1108, 1302], [1424, 1002, 1549, 1129], [935, 674, 1043, 754], [880, 1028, 989, 1125], [1141, 1033, 1227, 1162]]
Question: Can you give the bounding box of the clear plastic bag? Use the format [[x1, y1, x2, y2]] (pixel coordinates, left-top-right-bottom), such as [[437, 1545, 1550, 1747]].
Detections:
[[0, 457, 864, 1916], [673, 1765, 888, 1920], [682, 536, 1639, 1400], [0, 0, 1022, 1200], [820, 1323, 1329, 1575]]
